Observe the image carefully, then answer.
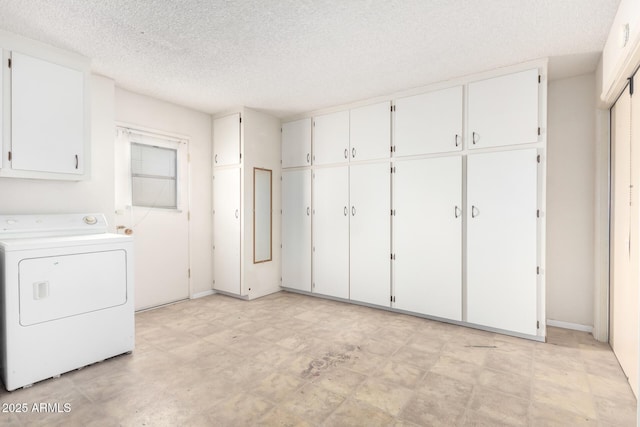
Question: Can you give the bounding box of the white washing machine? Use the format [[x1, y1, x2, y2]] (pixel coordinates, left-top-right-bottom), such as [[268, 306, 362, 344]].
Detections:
[[0, 213, 134, 391]]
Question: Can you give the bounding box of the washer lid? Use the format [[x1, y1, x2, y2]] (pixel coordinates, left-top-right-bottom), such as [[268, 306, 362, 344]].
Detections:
[[0, 213, 109, 239], [0, 233, 133, 251]]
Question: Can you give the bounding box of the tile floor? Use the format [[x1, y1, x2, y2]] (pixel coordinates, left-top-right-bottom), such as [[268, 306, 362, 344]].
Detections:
[[0, 291, 636, 426]]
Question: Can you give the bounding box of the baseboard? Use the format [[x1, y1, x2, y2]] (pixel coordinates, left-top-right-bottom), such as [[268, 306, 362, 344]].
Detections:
[[546, 319, 593, 333], [191, 289, 215, 299]]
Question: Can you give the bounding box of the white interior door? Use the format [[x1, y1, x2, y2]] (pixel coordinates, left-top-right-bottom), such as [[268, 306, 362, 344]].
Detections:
[[313, 110, 350, 165], [282, 118, 311, 168], [394, 86, 463, 156], [349, 102, 390, 161], [213, 113, 241, 166], [312, 166, 349, 299], [282, 169, 312, 291], [350, 163, 390, 306], [213, 167, 242, 295], [115, 131, 190, 310], [467, 149, 538, 335], [393, 156, 462, 320]]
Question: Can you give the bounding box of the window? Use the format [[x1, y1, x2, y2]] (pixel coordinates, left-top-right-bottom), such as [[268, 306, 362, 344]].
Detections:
[[130, 143, 177, 209]]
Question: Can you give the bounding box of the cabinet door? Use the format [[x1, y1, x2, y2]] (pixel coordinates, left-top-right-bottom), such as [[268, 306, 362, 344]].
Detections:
[[467, 149, 537, 335], [313, 110, 349, 165], [213, 167, 241, 295], [350, 102, 390, 161], [312, 166, 349, 298], [468, 69, 539, 149], [282, 170, 312, 291], [213, 113, 241, 166], [393, 156, 462, 320], [282, 118, 311, 168], [394, 86, 463, 156], [11, 52, 84, 174], [350, 163, 390, 306]]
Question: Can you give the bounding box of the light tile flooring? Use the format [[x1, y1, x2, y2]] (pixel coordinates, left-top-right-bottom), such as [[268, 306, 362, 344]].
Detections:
[[1, 291, 636, 426]]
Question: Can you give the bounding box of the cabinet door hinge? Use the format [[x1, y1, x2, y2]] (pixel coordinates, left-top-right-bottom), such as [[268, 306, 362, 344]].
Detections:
[[390, 295, 396, 303], [537, 154, 541, 163], [7, 58, 11, 68], [391, 253, 396, 260], [536, 266, 540, 275], [537, 320, 540, 329], [7, 151, 11, 161], [538, 75, 541, 84], [537, 127, 541, 136], [536, 209, 540, 218], [391, 209, 396, 216], [187, 211, 191, 221], [239, 116, 242, 123], [188, 269, 191, 278]]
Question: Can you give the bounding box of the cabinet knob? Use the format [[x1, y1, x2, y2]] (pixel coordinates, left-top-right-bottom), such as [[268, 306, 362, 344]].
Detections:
[[454, 206, 461, 218], [215, 154, 218, 163], [307, 153, 310, 164], [344, 149, 348, 159], [455, 134, 460, 147], [235, 209, 239, 219], [75, 154, 79, 169], [472, 132, 479, 145], [352, 147, 356, 158], [471, 205, 479, 218], [352, 206, 356, 216], [306, 207, 310, 216], [344, 206, 348, 216]]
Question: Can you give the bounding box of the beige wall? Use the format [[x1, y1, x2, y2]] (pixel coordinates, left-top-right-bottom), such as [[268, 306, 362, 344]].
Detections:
[[546, 73, 597, 328], [114, 87, 213, 297]]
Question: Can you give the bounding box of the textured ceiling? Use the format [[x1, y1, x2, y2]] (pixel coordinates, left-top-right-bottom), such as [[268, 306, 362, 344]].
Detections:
[[0, 0, 621, 118]]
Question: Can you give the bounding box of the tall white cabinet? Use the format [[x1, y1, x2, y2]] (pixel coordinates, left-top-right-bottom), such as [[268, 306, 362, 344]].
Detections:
[[281, 62, 546, 340], [212, 108, 281, 300]]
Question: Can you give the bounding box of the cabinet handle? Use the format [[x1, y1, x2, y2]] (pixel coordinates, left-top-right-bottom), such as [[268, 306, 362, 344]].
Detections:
[[455, 134, 460, 147], [352, 206, 356, 216], [352, 147, 356, 158], [344, 206, 348, 216], [75, 154, 79, 169], [471, 205, 479, 218], [235, 209, 239, 219], [306, 207, 310, 216], [454, 206, 461, 218], [472, 132, 478, 145], [215, 154, 218, 164], [307, 153, 310, 164], [344, 149, 348, 159]]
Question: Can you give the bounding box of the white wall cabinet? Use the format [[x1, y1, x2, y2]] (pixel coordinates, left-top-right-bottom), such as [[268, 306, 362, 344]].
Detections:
[[213, 113, 241, 166], [393, 156, 462, 320], [394, 86, 463, 156], [466, 149, 538, 335], [213, 167, 241, 295], [281, 169, 312, 291], [349, 163, 390, 306], [281, 118, 311, 168], [349, 101, 390, 161], [313, 110, 350, 165], [468, 68, 539, 149], [312, 166, 350, 299]]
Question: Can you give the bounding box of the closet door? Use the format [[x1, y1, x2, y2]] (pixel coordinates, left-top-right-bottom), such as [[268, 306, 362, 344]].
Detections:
[[282, 118, 311, 168], [312, 166, 349, 299], [467, 149, 537, 335], [393, 156, 462, 320], [213, 113, 241, 166], [313, 111, 349, 165], [350, 163, 391, 306], [281, 170, 312, 291], [213, 167, 241, 295], [468, 69, 539, 149], [394, 86, 463, 156], [349, 102, 390, 161]]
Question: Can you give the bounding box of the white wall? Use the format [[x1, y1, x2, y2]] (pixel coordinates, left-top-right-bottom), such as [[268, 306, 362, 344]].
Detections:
[[0, 74, 116, 225], [114, 87, 213, 297], [546, 73, 597, 328]]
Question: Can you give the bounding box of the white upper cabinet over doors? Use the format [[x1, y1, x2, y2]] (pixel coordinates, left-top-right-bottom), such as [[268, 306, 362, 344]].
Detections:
[[466, 149, 538, 335], [281, 118, 311, 168], [213, 167, 242, 295], [281, 169, 312, 292], [393, 156, 462, 320], [313, 110, 349, 165], [349, 101, 390, 161], [394, 86, 463, 156], [350, 162, 390, 307], [11, 52, 85, 175], [213, 113, 241, 166], [468, 68, 539, 149]]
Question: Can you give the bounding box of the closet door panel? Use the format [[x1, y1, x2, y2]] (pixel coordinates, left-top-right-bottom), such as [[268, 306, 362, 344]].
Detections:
[[394, 86, 463, 156], [468, 69, 538, 149], [349, 102, 390, 161], [213, 113, 241, 166], [213, 167, 241, 294], [282, 118, 311, 168], [350, 163, 390, 307], [393, 156, 462, 320], [313, 111, 350, 165], [281, 170, 312, 291], [467, 149, 537, 335], [312, 166, 349, 298]]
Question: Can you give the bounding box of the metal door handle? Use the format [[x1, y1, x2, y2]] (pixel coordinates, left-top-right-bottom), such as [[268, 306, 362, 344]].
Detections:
[[455, 134, 460, 147], [471, 205, 479, 218], [472, 132, 478, 145], [352, 206, 356, 216], [344, 149, 348, 159], [235, 209, 239, 219], [344, 206, 348, 216], [215, 154, 218, 163], [307, 153, 310, 164], [306, 207, 310, 216], [352, 147, 356, 158], [454, 206, 461, 218]]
